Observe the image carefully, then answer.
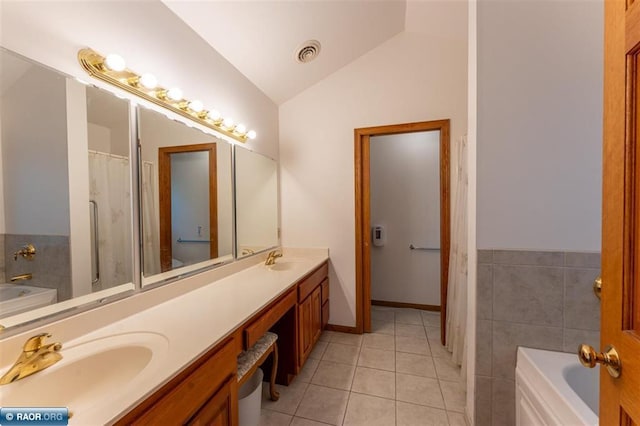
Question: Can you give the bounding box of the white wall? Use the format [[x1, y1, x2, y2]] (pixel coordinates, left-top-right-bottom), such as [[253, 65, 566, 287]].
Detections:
[[1, 65, 70, 236], [477, 0, 603, 251], [370, 131, 441, 306], [0, 0, 278, 159], [280, 2, 468, 327]]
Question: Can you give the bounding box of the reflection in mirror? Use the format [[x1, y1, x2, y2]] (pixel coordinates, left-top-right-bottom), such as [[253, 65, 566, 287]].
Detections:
[[138, 106, 233, 285], [0, 49, 134, 329], [235, 147, 279, 257]]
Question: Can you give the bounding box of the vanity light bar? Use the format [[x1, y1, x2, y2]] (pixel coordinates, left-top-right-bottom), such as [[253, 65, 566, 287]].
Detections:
[[77, 48, 256, 143]]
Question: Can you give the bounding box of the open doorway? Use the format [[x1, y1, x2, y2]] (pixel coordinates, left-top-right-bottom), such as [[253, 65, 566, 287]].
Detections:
[[354, 120, 450, 343]]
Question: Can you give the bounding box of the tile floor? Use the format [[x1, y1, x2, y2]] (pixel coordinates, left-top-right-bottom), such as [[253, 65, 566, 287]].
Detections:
[[258, 307, 468, 426]]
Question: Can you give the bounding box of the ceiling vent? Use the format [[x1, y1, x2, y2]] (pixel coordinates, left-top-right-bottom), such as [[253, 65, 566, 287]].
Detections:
[[295, 40, 321, 64]]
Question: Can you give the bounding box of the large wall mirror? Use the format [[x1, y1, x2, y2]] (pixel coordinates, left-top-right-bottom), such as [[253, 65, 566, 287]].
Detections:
[[235, 148, 279, 257], [138, 106, 233, 286], [0, 49, 135, 329]]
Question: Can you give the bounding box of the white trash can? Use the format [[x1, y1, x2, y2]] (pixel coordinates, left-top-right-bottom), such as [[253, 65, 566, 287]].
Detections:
[[238, 368, 263, 426]]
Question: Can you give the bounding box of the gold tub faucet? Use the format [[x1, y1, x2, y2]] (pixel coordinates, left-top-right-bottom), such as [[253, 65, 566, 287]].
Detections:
[[10, 273, 32, 282], [0, 333, 63, 385], [265, 250, 283, 265]]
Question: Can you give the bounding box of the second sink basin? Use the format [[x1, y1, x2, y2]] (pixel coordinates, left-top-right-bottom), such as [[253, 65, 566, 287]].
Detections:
[[266, 258, 306, 272], [0, 332, 169, 422]]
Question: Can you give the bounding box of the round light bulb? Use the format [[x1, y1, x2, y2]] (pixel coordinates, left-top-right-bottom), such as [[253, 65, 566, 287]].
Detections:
[[208, 109, 221, 121], [104, 54, 126, 72], [167, 87, 183, 101], [139, 73, 157, 89], [247, 130, 257, 140], [223, 117, 235, 129], [189, 100, 204, 113], [235, 124, 247, 134]]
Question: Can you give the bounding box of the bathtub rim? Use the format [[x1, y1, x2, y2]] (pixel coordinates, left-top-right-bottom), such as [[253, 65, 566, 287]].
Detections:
[[516, 346, 598, 426], [0, 283, 57, 318]]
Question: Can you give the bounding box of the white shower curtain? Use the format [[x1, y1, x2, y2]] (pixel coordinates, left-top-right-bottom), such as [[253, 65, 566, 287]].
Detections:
[[88, 151, 132, 290], [142, 161, 160, 276], [446, 135, 468, 374]]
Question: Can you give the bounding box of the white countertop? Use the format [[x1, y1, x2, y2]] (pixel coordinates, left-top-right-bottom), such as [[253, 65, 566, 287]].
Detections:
[[0, 248, 328, 425]]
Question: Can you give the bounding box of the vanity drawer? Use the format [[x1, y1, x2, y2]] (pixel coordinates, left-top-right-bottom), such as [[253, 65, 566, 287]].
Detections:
[[298, 262, 328, 302], [244, 288, 296, 349], [321, 278, 329, 305]]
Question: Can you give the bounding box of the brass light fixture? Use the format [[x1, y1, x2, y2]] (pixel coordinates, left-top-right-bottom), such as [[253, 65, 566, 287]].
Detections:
[[77, 48, 257, 143]]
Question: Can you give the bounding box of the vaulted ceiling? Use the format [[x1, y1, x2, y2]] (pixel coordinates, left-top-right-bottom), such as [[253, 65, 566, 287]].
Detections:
[[163, 1, 407, 105]]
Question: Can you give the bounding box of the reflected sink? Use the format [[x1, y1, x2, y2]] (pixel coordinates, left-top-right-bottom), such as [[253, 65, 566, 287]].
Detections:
[[0, 332, 168, 418]]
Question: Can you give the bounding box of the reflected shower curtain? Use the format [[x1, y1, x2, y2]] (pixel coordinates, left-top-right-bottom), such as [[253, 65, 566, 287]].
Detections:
[[446, 135, 468, 375], [88, 151, 132, 290], [142, 161, 160, 276]]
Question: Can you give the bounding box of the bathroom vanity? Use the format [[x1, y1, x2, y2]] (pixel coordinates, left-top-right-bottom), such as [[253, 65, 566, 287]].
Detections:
[[0, 250, 329, 425]]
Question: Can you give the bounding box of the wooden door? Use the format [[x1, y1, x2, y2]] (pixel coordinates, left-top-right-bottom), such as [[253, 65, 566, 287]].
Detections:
[[298, 296, 313, 365], [601, 0, 640, 422], [311, 286, 322, 344]]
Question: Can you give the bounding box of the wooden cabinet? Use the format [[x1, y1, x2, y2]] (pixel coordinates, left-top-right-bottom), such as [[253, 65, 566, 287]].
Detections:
[[297, 262, 328, 368], [116, 337, 238, 426]]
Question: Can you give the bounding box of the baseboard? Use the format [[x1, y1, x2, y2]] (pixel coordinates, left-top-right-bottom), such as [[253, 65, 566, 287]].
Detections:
[[325, 324, 360, 334], [371, 299, 441, 312]]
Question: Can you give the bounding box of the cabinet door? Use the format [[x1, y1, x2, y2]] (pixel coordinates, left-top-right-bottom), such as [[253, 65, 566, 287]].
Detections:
[[298, 296, 313, 365], [311, 286, 322, 345], [188, 376, 235, 426]]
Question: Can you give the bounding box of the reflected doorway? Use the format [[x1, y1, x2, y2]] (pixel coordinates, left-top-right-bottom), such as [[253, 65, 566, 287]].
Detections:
[[158, 143, 218, 272]]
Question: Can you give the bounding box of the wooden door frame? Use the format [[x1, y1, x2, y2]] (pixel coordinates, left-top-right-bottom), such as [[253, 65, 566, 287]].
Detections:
[[159, 143, 218, 272], [354, 119, 450, 342]]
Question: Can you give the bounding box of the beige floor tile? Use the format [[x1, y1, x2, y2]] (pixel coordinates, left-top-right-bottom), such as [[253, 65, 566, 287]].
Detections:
[[330, 332, 363, 347], [426, 326, 441, 340], [421, 311, 441, 327], [343, 392, 396, 426], [322, 342, 360, 365], [433, 356, 462, 382], [350, 366, 395, 399], [396, 401, 449, 426], [371, 320, 395, 335], [262, 380, 309, 415], [440, 380, 466, 413], [362, 332, 395, 350], [357, 347, 395, 371], [395, 351, 437, 378], [395, 309, 423, 325], [371, 309, 395, 322], [259, 409, 293, 426], [311, 360, 356, 390], [447, 410, 469, 425], [428, 339, 451, 358], [295, 384, 349, 426], [291, 417, 333, 426], [396, 373, 445, 409], [319, 331, 336, 343], [396, 335, 430, 356], [309, 341, 329, 360], [297, 357, 320, 383], [396, 323, 427, 339]]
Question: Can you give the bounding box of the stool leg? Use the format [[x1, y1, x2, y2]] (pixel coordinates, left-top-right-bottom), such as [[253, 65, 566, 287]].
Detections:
[[270, 343, 280, 401]]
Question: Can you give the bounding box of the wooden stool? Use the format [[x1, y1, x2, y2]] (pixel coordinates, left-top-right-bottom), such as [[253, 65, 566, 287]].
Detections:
[[237, 332, 280, 401]]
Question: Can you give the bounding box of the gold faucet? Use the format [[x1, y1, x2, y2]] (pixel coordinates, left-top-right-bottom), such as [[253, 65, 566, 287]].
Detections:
[[10, 273, 32, 282], [0, 333, 63, 385], [265, 250, 283, 266], [13, 244, 36, 261]]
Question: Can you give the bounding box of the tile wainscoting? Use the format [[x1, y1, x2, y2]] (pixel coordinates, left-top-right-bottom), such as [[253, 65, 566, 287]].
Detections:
[[475, 249, 600, 426]]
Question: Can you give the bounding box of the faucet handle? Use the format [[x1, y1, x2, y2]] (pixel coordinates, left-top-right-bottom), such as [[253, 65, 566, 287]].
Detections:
[[23, 333, 52, 352]]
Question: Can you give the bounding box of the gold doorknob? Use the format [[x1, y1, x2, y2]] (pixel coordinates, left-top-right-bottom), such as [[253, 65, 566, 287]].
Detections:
[[578, 344, 621, 378], [593, 276, 602, 300]]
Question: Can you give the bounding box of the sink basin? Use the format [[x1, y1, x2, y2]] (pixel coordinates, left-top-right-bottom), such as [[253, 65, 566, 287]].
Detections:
[[266, 258, 306, 272], [0, 332, 168, 421]]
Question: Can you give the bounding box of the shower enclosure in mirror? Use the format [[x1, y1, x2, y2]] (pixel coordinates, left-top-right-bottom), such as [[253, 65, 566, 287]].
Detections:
[[0, 48, 135, 328], [138, 106, 233, 286], [234, 148, 279, 257]]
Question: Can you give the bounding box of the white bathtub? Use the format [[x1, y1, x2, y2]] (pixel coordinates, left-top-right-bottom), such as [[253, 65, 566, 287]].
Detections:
[[516, 347, 598, 426], [0, 284, 57, 318]]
